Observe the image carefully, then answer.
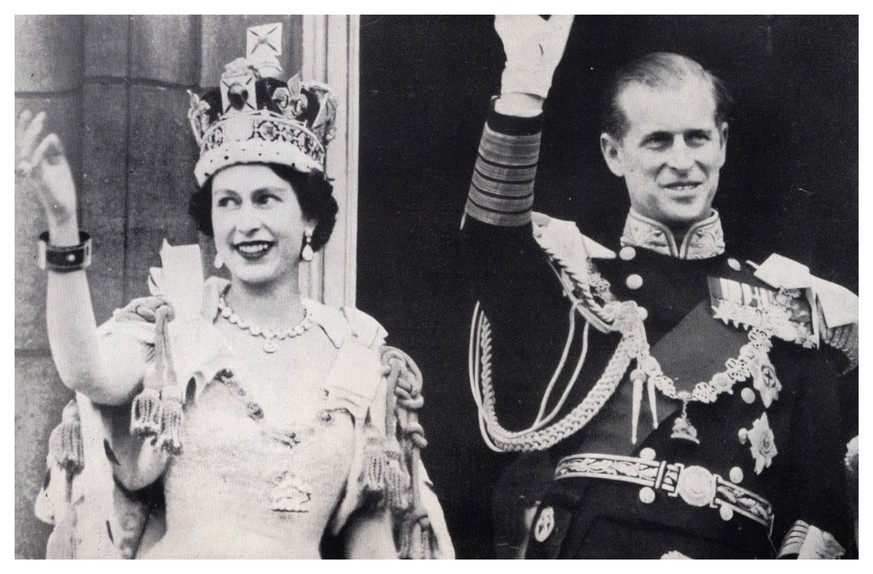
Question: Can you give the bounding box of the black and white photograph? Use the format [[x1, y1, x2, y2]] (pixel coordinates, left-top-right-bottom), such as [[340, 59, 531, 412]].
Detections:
[[13, 13, 859, 559]]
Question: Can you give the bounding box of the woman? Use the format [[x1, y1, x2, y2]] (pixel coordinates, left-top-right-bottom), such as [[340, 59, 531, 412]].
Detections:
[[18, 25, 451, 559]]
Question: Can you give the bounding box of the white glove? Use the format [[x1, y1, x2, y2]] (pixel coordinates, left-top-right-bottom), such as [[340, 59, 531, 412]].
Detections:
[[495, 15, 574, 99]]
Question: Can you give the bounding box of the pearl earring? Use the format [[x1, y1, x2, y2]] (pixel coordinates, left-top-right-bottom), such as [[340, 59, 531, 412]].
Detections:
[[214, 252, 225, 269], [301, 231, 314, 262]]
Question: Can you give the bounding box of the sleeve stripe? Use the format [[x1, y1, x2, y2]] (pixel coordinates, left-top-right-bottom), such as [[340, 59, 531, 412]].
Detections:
[[464, 118, 542, 228], [467, 189, 534, 214], [466, 196, 533, 216], [470, 180, 534, 201], [475, 161, 537, 183], [464, 199, 532, 227], [476, 153, 539, 171], [480, 126, 541, 163], [470, 175, 534, 198], [479, 141, 540, 166]]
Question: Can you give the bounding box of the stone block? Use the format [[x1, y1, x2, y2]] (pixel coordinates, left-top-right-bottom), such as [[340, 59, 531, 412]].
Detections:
[[126, 85, 200, 299], [15, 15, 84, 93], [81, 84, 128, 321], [130, 15, 199, 85], [84, 15, 129, 79]]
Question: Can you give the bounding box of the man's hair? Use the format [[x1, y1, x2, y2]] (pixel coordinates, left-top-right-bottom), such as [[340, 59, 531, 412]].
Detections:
[[601, 52, 733, 140]]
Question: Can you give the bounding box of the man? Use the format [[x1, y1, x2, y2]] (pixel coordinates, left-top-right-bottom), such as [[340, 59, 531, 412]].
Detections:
[[462, 16, 857, 559]]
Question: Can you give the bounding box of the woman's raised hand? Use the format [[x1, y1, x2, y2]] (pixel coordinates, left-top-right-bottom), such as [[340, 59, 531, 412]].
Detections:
[[16, 110, 78, 234]]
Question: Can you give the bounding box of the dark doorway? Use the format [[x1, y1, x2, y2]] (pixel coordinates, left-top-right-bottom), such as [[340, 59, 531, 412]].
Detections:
[[358, 15, 857, 558]]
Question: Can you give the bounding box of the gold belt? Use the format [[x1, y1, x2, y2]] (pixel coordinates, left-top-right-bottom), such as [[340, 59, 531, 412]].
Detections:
[[555, 453, 774, 528]]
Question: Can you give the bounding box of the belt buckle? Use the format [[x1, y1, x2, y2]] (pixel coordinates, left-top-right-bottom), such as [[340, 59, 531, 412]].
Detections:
[[674, 465, 716, 507]]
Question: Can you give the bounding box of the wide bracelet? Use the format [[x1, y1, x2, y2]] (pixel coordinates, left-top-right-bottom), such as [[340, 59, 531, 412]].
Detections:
[[37, 231, 92, 272]]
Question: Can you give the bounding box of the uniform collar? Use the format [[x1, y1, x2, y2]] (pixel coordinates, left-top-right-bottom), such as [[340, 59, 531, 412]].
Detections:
[[620, 208, 725, 260]]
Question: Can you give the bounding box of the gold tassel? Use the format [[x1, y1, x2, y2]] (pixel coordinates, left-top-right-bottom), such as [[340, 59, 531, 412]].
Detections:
[[129, 386, 162, 437], [418, 522, 436, 560], [383, 447, 411, 512], [397, 517, 415, 559], [416, 517, 436, 559], [361, 426, 388, 502], [398, 515, 434, 559], [131, 304, 174, 439], [159, 395, 184, 455], [48, 400, 83, 475], [155, 304, 184, 453]]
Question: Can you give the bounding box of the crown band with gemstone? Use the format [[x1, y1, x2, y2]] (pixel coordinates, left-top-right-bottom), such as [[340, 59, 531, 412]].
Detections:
[[194, 111, 326, 186]]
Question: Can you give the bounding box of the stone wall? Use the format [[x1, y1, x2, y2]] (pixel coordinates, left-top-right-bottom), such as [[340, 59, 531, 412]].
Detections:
[[14, 15, 303, 559]]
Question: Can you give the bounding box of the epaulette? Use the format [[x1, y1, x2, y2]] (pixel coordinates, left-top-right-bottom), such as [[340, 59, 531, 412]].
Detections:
[[530, 212, 618, 332], [531, 211, 617, 265], [708, 253, 858, 370]]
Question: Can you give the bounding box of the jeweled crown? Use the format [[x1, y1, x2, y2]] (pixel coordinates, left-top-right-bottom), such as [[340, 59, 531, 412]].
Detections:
[[187, 23, 338, 187]]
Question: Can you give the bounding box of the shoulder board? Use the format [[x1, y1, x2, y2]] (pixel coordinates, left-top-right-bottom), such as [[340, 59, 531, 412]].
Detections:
[[753, 254, 859, 371], [754, 253, 858, 328]]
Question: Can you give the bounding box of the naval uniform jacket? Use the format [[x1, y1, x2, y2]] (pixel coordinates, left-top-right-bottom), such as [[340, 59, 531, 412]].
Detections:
[[461, 107, 855, 558]]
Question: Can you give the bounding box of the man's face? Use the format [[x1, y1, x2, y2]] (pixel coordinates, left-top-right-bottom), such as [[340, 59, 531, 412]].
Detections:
[[600, 77, 728, 232]]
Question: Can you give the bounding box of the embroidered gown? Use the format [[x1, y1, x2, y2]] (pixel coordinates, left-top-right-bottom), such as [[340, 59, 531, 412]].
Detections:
[[35, 278, 452, 559]]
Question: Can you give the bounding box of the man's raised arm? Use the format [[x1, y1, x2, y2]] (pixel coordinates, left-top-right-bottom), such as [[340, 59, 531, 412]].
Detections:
[[462, 15, 573, 229]]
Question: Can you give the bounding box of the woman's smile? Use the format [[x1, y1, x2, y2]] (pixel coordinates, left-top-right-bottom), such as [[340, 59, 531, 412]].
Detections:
[[235, 240, 275, 259], [211, 164, 310, 286]]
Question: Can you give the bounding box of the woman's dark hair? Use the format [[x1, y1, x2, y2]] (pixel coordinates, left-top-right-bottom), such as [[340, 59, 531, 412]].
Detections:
[[188, 163, 338, 252]]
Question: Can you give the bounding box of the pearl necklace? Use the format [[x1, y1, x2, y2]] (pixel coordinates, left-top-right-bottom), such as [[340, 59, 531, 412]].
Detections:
[[218, 295, 313, 353]]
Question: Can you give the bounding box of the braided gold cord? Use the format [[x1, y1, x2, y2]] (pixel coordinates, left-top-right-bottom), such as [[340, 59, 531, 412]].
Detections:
[[475, 301, 648, 451], [379, 346, 439, 558]]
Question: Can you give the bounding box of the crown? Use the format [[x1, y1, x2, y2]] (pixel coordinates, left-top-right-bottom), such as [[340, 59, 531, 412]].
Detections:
[[187, 23, 338, 187]]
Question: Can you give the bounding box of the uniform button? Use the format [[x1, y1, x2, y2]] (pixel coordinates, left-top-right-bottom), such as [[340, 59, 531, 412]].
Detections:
[[728, 258, 742, 271], [639, 487, 656, 504], [719, 505, 734, 521], [619, 246, 637, 261], [741, 388, 756, 404], [729, 466, 744, 484], [639, 447, 656, 461], [533, 507, 555, 542], [626, 274, 644, 290]]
